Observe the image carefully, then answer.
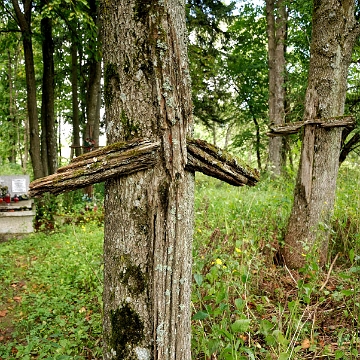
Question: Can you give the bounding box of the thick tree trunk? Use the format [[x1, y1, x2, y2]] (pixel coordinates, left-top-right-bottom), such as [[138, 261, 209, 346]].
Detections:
[[283, 0, 360, 269], [11, 0, 44, 179], [266, 0, 286, 176], [41, 9, 57, 175], [101, 1, 194, 359]]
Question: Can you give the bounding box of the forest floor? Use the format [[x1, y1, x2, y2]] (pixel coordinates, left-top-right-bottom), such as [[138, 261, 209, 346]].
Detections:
[[0, 166, 360, 359]]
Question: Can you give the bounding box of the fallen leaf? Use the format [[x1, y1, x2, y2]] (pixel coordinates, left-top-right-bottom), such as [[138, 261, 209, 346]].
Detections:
[[301, 338, 311, 349], [0, 310, 8, 317], [85, 310, 93, 321], [13, 296, 21, 303], [239, 334, 248, 342]]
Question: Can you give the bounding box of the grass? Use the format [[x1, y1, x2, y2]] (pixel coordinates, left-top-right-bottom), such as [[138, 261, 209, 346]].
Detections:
[[0, 222, 103, 359], [1, 164, 360, 359]]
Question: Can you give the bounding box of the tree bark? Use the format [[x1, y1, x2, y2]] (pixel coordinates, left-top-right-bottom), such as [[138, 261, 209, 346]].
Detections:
[[7, 50, 17, 164], [41, 3, 57, 175], [11, 0, 44, 179], [101, 1, 194, 358], [85, 0, 102, 149], [283, 0, 360, 269], [29, 138, 259, 197], [71, 41, 81, 158], [266, 0, 287, 176]]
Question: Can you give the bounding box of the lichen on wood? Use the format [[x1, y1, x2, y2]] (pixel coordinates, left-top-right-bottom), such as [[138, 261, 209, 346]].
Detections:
[[186, 138, 260, 186], [267, 115, 355, 136], [110, 303, 145, 359], [29, 137, 260, 198], [29, 139, 160, 197]]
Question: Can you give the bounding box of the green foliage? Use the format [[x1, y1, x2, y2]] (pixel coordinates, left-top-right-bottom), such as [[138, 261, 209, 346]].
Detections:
[[226, 3, 268, 168], [191, 168, 360, 359], [1, 167, 360, 358], [187, 0, 236, 130], [0, 223, 103, 359]]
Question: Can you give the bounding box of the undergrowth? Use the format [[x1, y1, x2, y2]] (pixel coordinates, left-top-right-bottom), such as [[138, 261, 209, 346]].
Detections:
[[0, 223, 103, 359], [191, 164, 360, 359], [0, 163, 360, 359]]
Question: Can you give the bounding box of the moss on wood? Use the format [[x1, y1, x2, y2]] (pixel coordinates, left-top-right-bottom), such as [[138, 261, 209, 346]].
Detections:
[[104, 63, 120, 108], [110, 303, 144, 359], [121, 110, 140, 141], [119, 263, 147, 296]]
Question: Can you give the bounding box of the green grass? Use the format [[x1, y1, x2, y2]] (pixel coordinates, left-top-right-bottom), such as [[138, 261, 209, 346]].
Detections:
[[1, 165, 360, 359], [191, 167, 360, 359], [0, 223, 103, 359]]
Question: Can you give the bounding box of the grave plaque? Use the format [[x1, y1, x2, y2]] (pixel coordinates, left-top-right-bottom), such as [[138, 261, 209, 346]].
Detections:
[[0, 175, 35, 238], [0, 175, 30, 196]]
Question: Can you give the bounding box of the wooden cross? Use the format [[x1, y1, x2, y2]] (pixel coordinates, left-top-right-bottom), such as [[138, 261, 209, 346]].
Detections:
[[29, 137, 260, 197], [267, 115, 355, 137]]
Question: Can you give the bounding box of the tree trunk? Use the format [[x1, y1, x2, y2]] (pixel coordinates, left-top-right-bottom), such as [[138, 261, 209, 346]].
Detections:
[[101, 0, 194, 359], [266, 0, 287, 176], [85, 0, 102, 150], [283, 0, 360, 269], [11, 0, 44, 179], [7, 50, 17, 164], [71, 41, 81, 158], [41, 6, 57, 175]]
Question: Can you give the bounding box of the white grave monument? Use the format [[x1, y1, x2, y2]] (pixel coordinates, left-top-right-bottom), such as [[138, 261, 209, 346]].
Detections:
[[0, 175, 35, 238]]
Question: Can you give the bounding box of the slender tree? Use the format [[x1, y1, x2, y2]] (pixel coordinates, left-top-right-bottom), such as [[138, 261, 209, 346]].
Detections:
[[101, 0, 194, 358], [284, 0, 360, 269], [227, 3, 268, 170], [187, 0, 235, 135], [71, 40, 81, 157], [266, 0, 287, 176], [84, 0, 101, 150], [11, 0, 44, 178], [40, 0, 57, 175]]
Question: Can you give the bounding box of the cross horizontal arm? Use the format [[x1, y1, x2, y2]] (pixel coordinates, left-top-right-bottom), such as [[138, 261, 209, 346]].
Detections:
[[186, 138, 259, 186], [30, 139, 160, 197], [267, 115, 355, 136], [29, 138, 260, 197]]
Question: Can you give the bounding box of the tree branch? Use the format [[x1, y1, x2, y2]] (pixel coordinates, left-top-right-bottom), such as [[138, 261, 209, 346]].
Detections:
[[29, 138, 260, 197]]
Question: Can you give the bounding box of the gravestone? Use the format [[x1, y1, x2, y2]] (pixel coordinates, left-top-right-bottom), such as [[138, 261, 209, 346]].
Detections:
[[0, 175, 35, 239]]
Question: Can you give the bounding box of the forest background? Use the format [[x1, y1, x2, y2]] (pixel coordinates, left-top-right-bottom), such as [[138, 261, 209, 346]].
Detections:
[[1, 0, 360, 359]]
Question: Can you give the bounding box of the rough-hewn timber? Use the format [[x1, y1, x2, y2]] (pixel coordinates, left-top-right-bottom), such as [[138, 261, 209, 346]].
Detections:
[[29, 139, 160, 197], [186, 138, 259, 186], [29, 138, 260, 197], [267, 115, 355, 136]]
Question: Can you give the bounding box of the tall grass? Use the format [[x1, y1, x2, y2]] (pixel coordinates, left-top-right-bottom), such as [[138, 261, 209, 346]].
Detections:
[[192, 165, 360, 359]]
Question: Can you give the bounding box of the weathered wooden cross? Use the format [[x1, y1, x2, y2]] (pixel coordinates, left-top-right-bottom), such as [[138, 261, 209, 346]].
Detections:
[[29, 138, 260, 197], [30, 115, 354, 197], [28, 134, 260, 359], [268, 114, 355, 268], [267, 115, 354, 137]]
